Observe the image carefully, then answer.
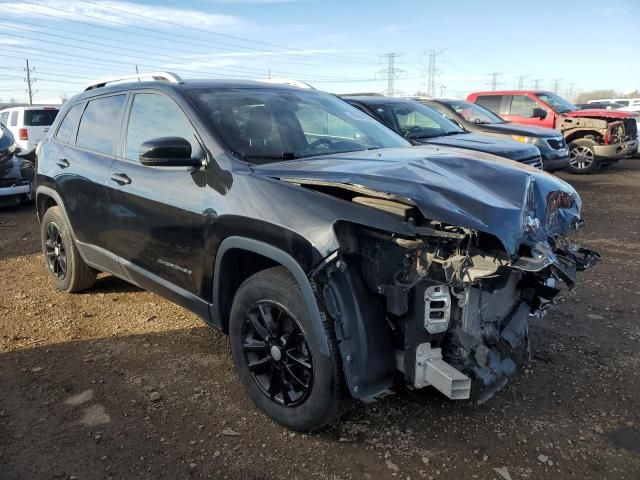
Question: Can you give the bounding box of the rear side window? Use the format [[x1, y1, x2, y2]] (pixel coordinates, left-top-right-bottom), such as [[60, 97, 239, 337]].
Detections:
[[509, 95, 538, 117], [76, 95, 126, 156], [55, 103, 85, 144], [125, 93, 196, 161], [9, 111, 18, 126], [474, 95, 502, 114], [0, 112, 8, 125], [24, 109, 58, 126]]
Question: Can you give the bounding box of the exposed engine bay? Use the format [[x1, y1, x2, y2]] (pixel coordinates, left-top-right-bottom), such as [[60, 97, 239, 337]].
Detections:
[[561, 115, 638, 150], [305, 176, 600, 403]]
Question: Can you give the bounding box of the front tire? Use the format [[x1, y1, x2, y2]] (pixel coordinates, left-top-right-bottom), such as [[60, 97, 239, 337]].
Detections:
[[40, 206, 96, 292], [567, 138, 601, 174], [229, 266, 349, 431]]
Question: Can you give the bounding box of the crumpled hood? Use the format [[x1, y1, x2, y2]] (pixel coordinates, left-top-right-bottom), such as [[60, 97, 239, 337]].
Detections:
[[252, 146, 581, 257], [414, 133, 540, 162], [564, 109, 635, 119]]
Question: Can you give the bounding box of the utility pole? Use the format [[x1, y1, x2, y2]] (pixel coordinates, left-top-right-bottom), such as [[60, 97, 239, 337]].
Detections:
[[515, 75, 528, 89], [551, 78, 562, 94], [24, 59, 35, 106], [423, 49, 445, 97], [532, 78, 543, 89], [487, 72, 502, 91], [377, 52, 404, 97]]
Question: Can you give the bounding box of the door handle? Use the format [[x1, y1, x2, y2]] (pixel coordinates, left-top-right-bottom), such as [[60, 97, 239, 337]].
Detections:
[[56, 158, 70, 169], [109, 173, 132, 186]]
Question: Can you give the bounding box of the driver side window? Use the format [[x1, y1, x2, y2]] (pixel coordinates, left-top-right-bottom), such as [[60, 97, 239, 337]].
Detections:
[[509, 95, 539, 118]]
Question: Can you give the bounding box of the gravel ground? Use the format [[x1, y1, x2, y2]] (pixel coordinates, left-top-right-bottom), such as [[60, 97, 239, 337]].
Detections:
[[1, 160, 639, 480]]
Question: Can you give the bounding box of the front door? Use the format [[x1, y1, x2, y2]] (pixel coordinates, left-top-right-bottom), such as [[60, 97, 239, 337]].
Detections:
[[501, 94, 551, 128], [107, 91, 209, 298]]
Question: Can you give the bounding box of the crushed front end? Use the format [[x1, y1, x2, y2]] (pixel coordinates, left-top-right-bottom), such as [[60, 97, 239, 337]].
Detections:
[[313, 178, 600, 403]]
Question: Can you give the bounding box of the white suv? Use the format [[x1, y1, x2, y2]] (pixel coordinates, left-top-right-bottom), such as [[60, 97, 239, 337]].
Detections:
[[0, 106, 60, 151]]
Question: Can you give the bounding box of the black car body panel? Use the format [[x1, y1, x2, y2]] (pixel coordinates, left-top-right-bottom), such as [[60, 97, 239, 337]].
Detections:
[[418, 98, 571, 171], [343, 96, 542, 168], [35, 79, 598, 407]]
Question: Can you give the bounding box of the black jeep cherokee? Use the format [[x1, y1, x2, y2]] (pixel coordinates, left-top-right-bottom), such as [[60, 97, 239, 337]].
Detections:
[[36, 73, 599, 431]]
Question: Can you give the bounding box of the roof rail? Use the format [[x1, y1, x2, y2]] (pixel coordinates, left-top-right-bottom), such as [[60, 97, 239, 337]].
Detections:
[[84, 71, 184, 91], [254, 78, 314, 90]]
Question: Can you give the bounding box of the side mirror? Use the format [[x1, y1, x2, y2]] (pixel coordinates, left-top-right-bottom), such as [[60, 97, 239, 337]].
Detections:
[[532, 107, 547, 119], [138, 137, 201, 167]]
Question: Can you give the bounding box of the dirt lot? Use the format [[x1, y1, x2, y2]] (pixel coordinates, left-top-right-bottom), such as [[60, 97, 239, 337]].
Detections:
[[1, 161, 639, 480]]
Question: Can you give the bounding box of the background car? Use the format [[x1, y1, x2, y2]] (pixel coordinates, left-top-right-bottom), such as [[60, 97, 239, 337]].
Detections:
[[0, 106, 60, 152], [414, 98, 570, 171], [0, 122, 34, 207], [466, 90, 639, 174], [342, 96, 543, 168]]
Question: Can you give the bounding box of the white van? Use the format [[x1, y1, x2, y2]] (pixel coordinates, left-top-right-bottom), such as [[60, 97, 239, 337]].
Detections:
[[0, 106, 60, 151]]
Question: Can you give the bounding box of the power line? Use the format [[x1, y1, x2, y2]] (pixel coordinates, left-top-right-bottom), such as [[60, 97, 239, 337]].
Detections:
[[551, 78, 562, 94], [16, 0, 377, 66], [377, 53, 404, 97]]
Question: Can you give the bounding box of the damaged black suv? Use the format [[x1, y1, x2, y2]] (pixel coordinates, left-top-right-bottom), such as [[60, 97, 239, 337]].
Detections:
[[36, 73, 599, 431]]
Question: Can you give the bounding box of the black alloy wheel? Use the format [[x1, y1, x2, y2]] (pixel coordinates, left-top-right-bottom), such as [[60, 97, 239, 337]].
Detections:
[[44, 222, 67, 280], [241, 300, 313, 407]]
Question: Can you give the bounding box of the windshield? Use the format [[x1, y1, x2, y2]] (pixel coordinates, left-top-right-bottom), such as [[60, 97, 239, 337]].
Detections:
[[24, 109, 59, 126], [536, 92, 577, 114], [446, 100, 505, 124], [189, 88, 410, 163], [365, 101, 464, 139]]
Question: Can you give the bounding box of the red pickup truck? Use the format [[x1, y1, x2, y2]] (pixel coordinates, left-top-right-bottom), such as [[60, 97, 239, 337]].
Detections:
[[466, 90, 639, 173]]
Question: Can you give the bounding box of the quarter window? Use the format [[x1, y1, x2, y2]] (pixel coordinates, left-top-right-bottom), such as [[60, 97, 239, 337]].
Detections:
[[76, 95, 126, 156], [474, 95, 502, 114], [509, 95, 539, 117], [55, 103, 85, 144], [125, 93, 196, 161]]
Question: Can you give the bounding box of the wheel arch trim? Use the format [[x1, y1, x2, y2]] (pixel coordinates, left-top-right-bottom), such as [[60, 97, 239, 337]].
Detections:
[[212, 236, 331, 356]]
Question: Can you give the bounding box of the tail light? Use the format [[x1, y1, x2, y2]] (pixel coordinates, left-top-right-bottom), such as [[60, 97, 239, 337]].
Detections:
[[19, 128, 28, 141]]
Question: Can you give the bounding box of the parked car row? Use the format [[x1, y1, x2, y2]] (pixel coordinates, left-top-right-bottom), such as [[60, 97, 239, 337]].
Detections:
[[32, 72, 600, 431], [466, 90, 639, 173]]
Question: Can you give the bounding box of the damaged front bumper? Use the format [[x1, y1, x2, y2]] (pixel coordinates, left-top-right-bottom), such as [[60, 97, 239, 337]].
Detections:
[[313, 214, 600, 405]]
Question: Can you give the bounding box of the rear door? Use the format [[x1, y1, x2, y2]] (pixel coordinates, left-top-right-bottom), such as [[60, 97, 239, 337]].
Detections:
[[23, 108, 59, 150], [107, 91, 209, 297], [54, 94, 127, 271]]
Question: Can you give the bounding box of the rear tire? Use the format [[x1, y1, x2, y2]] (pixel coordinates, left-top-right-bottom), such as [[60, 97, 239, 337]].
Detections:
[[229, 266, 350, 431], [567, 138, 601, 174], [40, 206, 96, 292]]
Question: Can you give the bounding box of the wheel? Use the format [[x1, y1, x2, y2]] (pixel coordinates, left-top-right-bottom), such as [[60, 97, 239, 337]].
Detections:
[[567, 139, 601, 174], [40, 206, 96, 292], [229, 266, 349, 431]]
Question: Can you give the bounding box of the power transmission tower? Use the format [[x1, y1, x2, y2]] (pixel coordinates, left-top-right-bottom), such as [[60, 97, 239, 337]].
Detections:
[[423, 49, 445, 97], [487, 72, 502, 91], [565, 83, 576, 102], [551, 78, 562, 94], [377, 52, 404, 97], [515, 75, 528, 89], [24, 59, 35, 106], [532, 78, 543, 89]]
